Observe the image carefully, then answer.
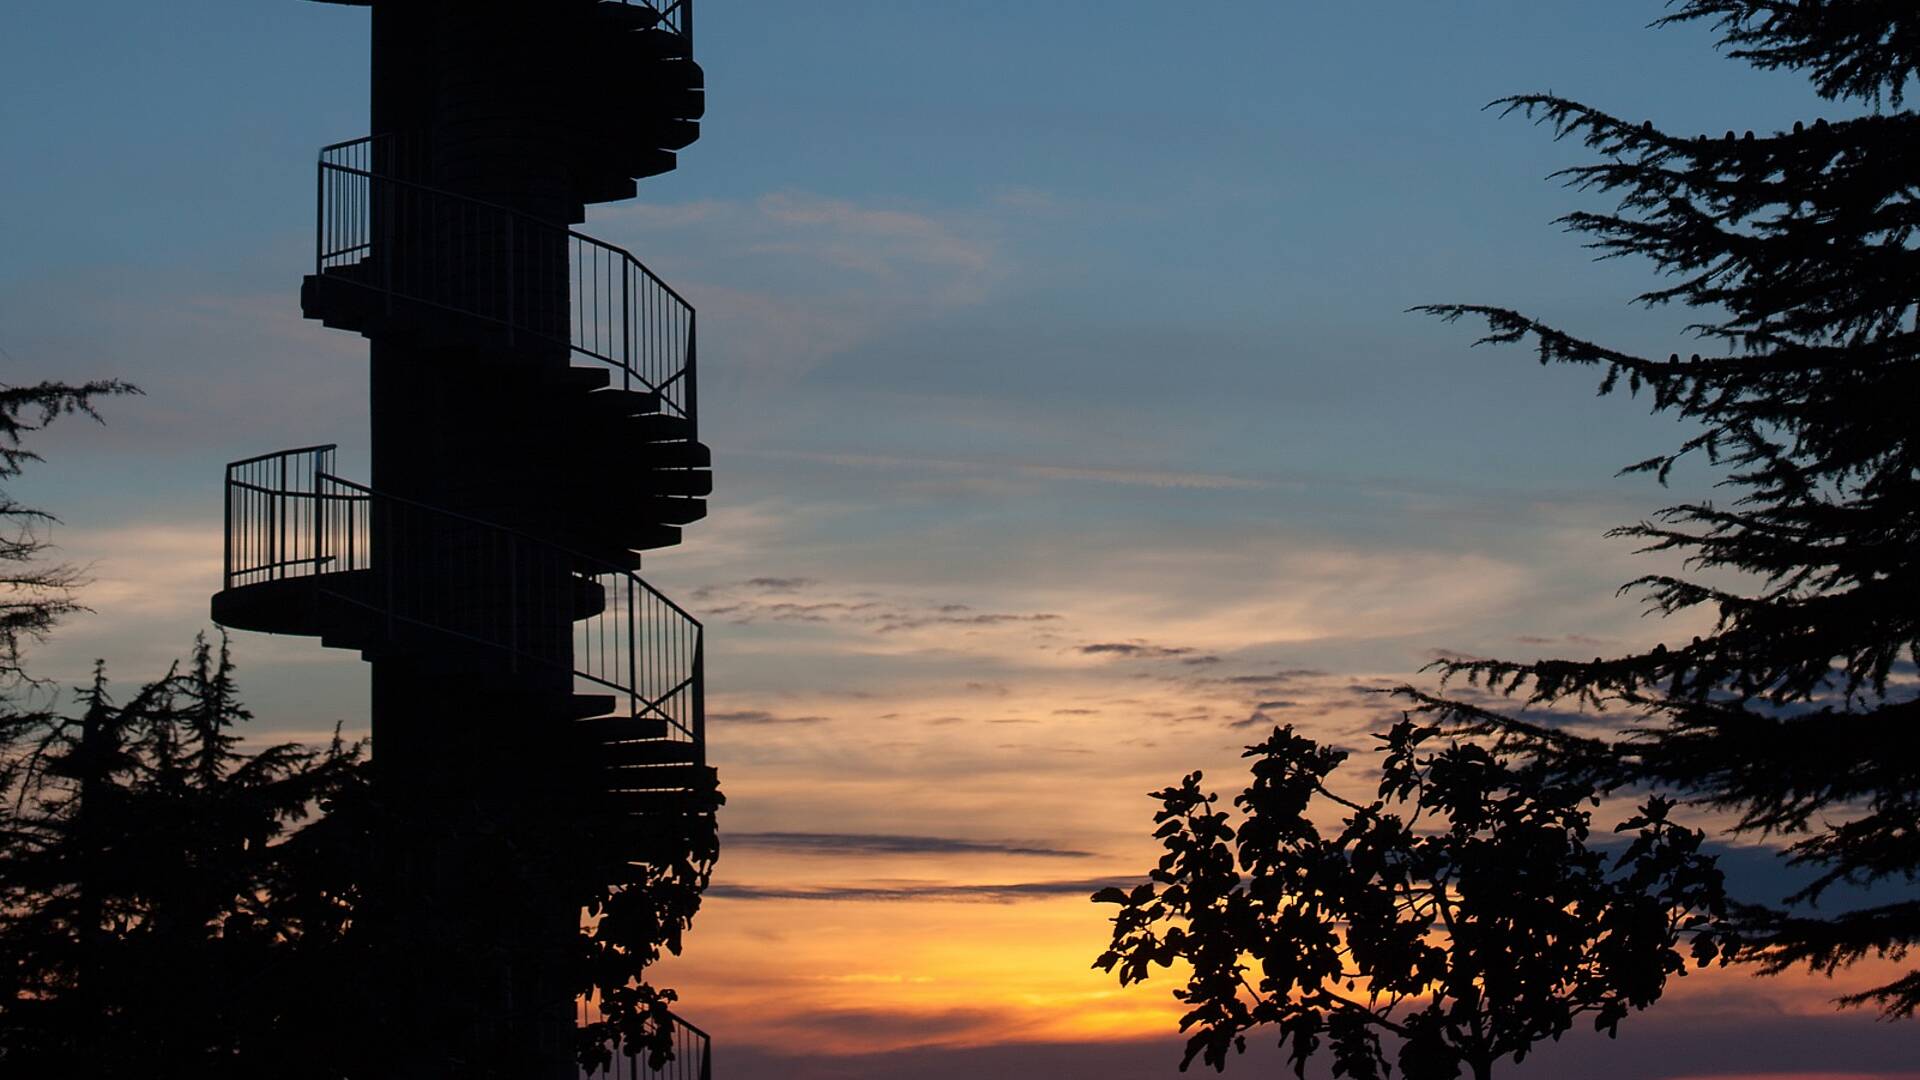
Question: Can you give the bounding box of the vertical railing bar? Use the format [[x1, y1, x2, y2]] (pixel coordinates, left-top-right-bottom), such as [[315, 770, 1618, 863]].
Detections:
[[627, 576, 638, 718], [315, 162, 325, 275], [384, 499, 395, 641], [315, 455, 326, 575], [223, 466, 233, 588], [272, 453, 284, 581]]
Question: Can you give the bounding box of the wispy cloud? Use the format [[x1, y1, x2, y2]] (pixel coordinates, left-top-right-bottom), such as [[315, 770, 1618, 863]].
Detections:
[[1077, 640, 1218, 663], [750, 1005, 1009, 1046], [726, 832, 1093, 858], [707, 878, 1120, 903], [689, 578, 1064, 638], [768, 449, 1261, 491], [752, 192, 993, 279], [591, 191, 1008, 380], [709, 709, 833, 726], [1207, 669, 1327, 685]]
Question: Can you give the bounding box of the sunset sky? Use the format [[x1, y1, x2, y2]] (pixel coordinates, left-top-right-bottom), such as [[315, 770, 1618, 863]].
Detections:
[[5, 2, 1918, 1076]]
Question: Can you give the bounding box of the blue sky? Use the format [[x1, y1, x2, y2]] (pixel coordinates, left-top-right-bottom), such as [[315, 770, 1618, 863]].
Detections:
[[4, 3, 1915, 1076]]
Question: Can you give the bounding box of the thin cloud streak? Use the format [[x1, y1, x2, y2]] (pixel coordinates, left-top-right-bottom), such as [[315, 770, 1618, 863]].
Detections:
[[763, 449, 1261, 491], [727, 832, 1095, 858], [709, 709, 833, 726], [707, 878, 1122, 904]]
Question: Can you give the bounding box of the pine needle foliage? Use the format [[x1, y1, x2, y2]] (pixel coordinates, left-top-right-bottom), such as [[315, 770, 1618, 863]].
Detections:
[[1403, 0, 1920, 1017], [0, 635, 364, 1077], [0, 380, 136, 692]]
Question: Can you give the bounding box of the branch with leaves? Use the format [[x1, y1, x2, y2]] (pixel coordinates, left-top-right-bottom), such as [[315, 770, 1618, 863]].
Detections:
[[1095, 722, 1730, 1080]]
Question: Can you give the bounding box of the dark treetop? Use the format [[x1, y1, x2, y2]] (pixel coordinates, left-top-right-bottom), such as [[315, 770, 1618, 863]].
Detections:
[[1404, 0, 1920, 1018]]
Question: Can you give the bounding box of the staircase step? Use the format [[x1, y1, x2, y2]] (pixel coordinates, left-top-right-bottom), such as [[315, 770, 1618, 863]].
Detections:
[[637, 469, 712, 497], [615, 146, 678, 182], [580, 175, 638, 206], [609, 807, 718, 836], [547, 517, 680, 555], [610, 834, 718, 864], [598, 739, 701, 767], [640, 441, 710, 469], [594, 1, 662, 30], [563, 543, 642, 572], [629, 496, 707, 526], [647, 57, 704, 91], [624, 28, 693, 61], [567, 694, 620, 721], [554, 366, 614, 394], [637, 117, 701, 152], [628, 523, 682, 551], [656, 88, 706, 122], [573, 577, 608, 620], [605, 763, 715, 791], [575, 715, 670, 742], [585, 387, 664, 418], [605, 785, 723, 815], [627, 414, 695, 442], [610, 825, 720, 868]]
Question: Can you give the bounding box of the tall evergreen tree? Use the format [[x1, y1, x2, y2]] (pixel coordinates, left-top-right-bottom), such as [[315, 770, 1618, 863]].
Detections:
[[0, 636, 364, 1076], [1404, 1, 1920, 1016]]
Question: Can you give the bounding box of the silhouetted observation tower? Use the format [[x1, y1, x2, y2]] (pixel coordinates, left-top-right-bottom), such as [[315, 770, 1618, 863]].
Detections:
[[209, 2, 716, 1076]]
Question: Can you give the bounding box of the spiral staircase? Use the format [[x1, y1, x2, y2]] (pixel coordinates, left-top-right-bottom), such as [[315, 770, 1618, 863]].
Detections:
[[212, 442, 713, 824], [210, 2, 714, 1076]]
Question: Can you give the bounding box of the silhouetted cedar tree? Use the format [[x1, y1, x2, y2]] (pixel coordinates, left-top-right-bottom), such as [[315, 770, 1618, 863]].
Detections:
[[0, 380, 135, 695], [0, 634, 364, 1077], [1094, 722, 1730, 1079], [0, 380, 137, 934], [0, 630, 707, 1076], [1402, 1, 1920, 1017]]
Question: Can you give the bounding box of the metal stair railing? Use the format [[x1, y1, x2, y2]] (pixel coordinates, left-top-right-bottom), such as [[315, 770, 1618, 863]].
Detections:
[[224, 444, 344, 587], [222, 446, 704, 744], [578, 1002, 711, 1080], [316, 136, 698, 435], [611, 0, 693, 42]]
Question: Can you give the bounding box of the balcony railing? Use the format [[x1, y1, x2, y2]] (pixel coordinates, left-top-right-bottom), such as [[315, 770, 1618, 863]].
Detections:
[[224, 444, 343, 587], [222, 446, 702, 740], [316, 136, 697, 433], [579, 1003, 711, 1080]]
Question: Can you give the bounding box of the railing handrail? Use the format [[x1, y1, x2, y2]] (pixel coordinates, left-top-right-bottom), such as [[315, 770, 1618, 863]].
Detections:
[[221, 447, 702, 737], [665, 1012, 710, 1043], [317, 134, 370, 157], [312, 470, 703, 628], [314, 135, 698, 430], [317, 139, 695, 309], [579, 1002, 711, 1080], [226, 442, 339, 471], [227, 477, 369, 500]]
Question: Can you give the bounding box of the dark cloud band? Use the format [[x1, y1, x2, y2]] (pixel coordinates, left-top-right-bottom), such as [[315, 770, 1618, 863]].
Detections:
[[727, 832, 1093, 858], [707, 877, 1120, 903]]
